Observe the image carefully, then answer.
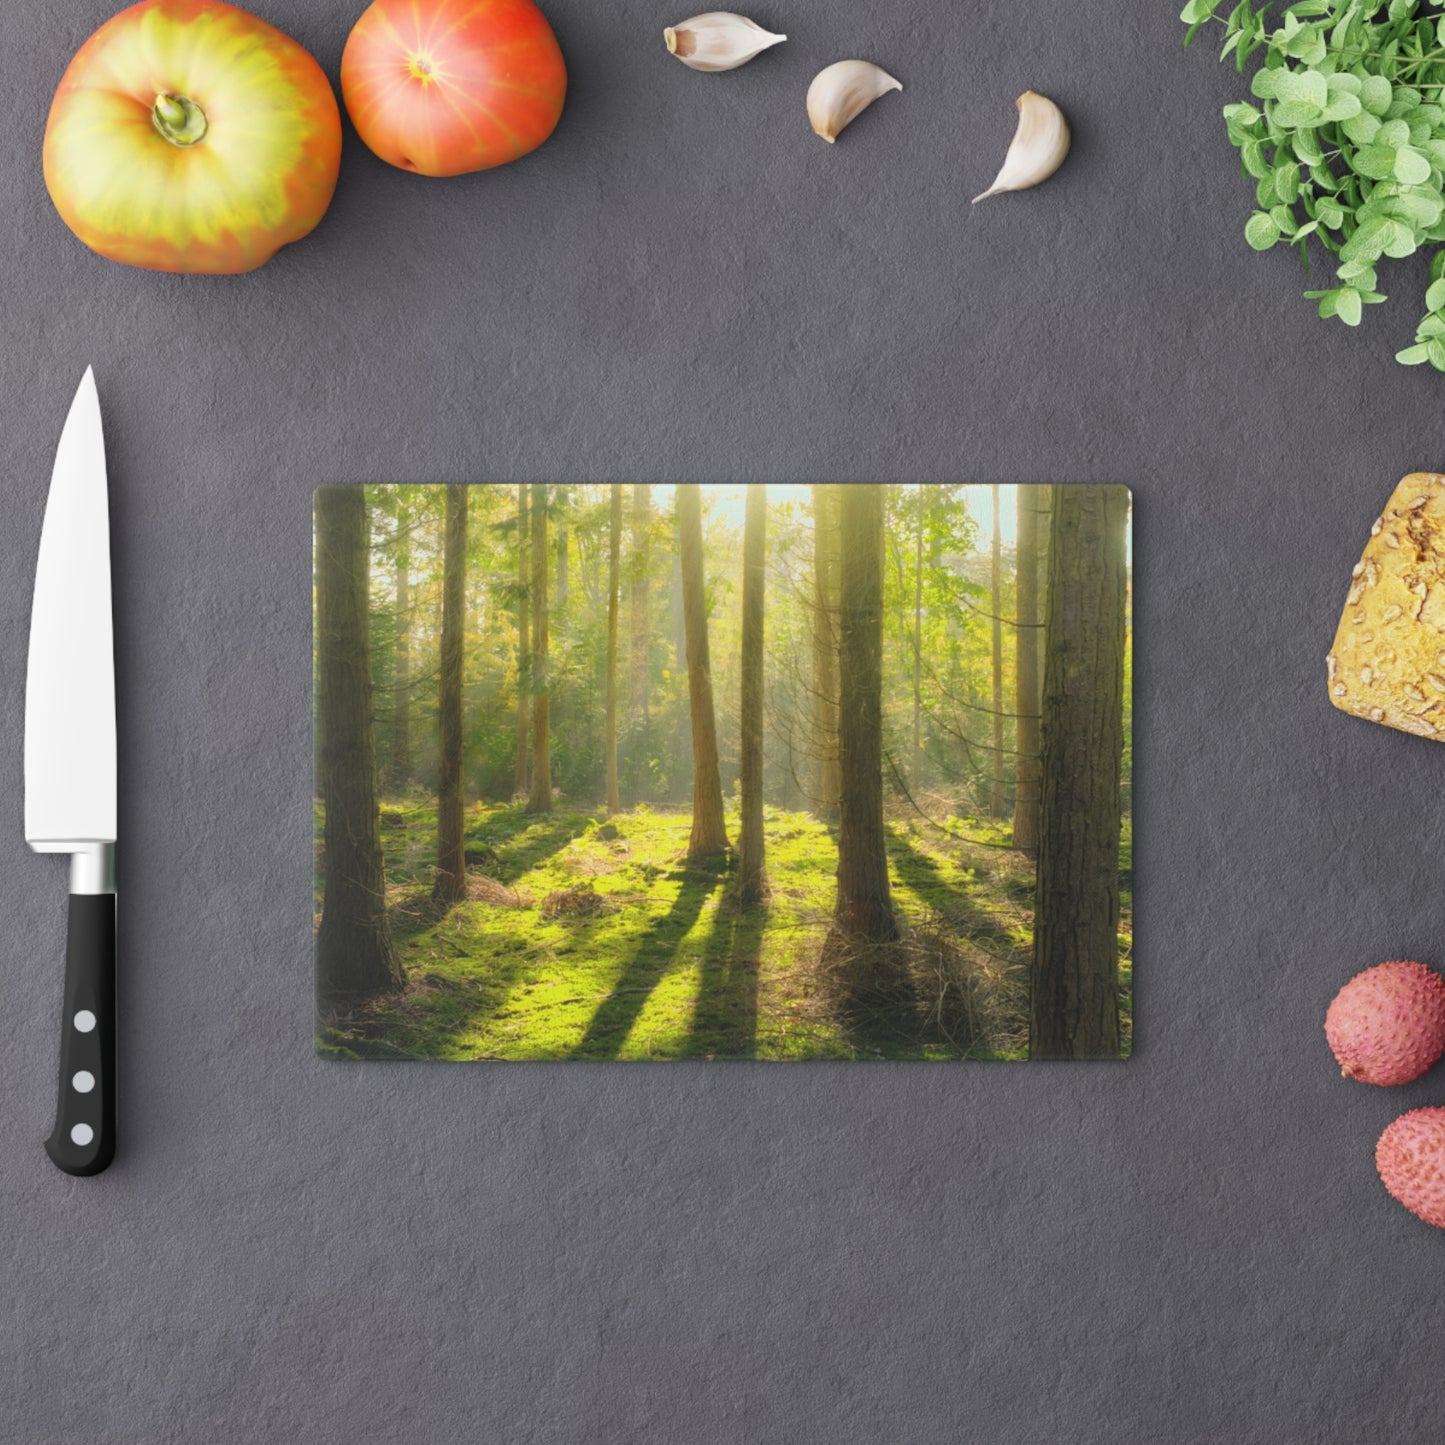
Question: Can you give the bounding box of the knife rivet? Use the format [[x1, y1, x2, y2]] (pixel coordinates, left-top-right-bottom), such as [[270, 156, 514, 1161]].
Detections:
[[73, 1010, 96, 1033], [70, 1123, 93, 1146], [72, 1071, 95, 1093]]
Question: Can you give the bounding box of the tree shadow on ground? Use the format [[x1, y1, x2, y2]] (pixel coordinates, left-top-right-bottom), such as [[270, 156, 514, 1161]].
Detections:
[[817, 921, 927, 1050], [877, 825, 1032, 1057], [352, 888, 558, 1052], [377, 806, 584, 928], [387, 889, 444, 940], [884, 825, 1024, 948], [474, 812, 583, 885], [331, 889, 640, 1060], [687, 895, 766, 1058], [569, 862, 726, 1060]]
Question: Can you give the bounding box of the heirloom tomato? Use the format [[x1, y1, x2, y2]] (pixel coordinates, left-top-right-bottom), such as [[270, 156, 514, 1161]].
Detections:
[[44, 0, 342, 274], [341, 0, 566, 177]]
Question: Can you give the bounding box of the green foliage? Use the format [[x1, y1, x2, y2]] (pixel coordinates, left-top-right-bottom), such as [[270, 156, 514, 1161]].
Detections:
[[353, 483, 1132, 834], [1184, 0, 1445, 369]]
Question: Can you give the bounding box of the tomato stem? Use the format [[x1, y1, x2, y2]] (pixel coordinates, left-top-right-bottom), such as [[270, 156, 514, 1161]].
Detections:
[[152, 93, 207, 147]]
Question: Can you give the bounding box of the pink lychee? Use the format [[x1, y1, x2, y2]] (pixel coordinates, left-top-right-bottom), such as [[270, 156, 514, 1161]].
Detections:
[[1377, 1108, 1445, 1229], [1324, 959, 1445, 1086]]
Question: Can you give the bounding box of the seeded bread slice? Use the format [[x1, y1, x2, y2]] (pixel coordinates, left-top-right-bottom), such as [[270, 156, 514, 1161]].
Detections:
[[1328, 472, 1445, 739]]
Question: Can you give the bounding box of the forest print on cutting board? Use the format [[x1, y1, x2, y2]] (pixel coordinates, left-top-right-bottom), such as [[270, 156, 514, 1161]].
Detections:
[[313, 484, 1133, 1061]]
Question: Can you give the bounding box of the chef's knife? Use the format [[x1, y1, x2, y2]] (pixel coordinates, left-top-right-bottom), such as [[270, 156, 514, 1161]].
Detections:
[[25, 368, 117, 1177]]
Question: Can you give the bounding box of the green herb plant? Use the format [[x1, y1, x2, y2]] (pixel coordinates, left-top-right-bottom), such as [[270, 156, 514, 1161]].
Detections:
[[1183, 0, 1445, 369]]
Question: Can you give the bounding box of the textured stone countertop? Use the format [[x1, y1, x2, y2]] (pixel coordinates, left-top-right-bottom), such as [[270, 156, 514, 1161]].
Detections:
[[4, 1, 1444, 1440]]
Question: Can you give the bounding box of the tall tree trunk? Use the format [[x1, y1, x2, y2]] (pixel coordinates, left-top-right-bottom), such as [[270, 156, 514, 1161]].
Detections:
[[1036, 485, 1052, 730], [315, 487, 404, 997], [912, 484, 924, 774], [989, 483, 1007, 818], [551, 487, 568, 742], [528, 483, 553, 812], [514, 484, 529, 798], [670, 550, 687, 669], [555, 484, 569, 608], [736, 484, 766, 902], [433, 487, 468, 906], [1029, 485, 1129, 1060], [834, 484, 897, 942], [392, 516, 410, 792], [1012, 487, 1042, 852], [629, 483, 652, 724], [605, 484, 622, 814], [677, 484, 728, 857], [811, 483, 841, 819]]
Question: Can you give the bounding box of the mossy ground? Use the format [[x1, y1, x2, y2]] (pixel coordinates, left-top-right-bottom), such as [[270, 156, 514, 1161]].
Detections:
[[316, 802, 1133, 1061]]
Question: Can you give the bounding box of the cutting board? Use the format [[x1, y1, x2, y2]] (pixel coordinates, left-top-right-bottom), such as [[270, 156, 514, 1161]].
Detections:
[[312, 483, 1132, 1061]]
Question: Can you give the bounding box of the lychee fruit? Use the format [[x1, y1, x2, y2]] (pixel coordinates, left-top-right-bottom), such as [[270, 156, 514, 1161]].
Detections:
[[1377, 1108, 1445, 1229], [1324, 959, 1445, 1085]]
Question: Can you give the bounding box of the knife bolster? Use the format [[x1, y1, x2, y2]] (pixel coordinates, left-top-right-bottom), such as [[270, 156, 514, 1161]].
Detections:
[[68, 842, 115, 896], [29, 840, 115, 895]]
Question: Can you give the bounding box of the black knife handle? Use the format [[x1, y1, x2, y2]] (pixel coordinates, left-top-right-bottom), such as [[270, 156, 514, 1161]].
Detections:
[[44, 894, 115, 1177]]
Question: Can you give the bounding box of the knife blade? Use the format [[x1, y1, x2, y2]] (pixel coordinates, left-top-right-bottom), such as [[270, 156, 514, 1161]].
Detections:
[[25, 367, 117, 1177]]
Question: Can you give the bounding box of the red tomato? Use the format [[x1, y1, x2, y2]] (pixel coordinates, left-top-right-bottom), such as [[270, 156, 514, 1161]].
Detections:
[[341, 0, 566, 177]]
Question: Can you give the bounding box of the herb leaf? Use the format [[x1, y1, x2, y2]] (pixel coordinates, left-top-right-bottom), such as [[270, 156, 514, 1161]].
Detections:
[[1185, 0, 1445, 370]]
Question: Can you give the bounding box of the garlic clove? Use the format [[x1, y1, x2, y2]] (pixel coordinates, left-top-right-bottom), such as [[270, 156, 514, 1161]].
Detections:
[[972, 91, 1071, 202], [806, 60, 902, 144], [664, 13, 786, 72]]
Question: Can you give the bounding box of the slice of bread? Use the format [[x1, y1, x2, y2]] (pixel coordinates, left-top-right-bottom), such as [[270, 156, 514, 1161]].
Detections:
[[1329, 473, 1445, 739]]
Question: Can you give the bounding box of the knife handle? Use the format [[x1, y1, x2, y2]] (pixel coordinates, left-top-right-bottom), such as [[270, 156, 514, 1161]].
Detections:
[[44, 893, 115, 1177]]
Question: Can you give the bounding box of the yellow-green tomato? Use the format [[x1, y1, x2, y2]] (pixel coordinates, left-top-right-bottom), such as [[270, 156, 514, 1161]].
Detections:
[[44, 0, 342, 274]]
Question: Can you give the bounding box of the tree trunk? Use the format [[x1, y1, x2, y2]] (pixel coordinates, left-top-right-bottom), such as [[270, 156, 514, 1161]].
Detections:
[[1036, 484, 1052, 724], [315, 487, 404, 998], [670, 550, 687, 669], [1012, 487, 1042, 852], [514, 484, 529, 798], [433, 487, 468, 906], [629, 483, 651, 724], [392, 515, 410, 792], [555, 484, 569, 608], [528, 483, 553, 812], [736, 484, 766, 901], [811, 484, 841, 819], [677, 484, 728, 857], [989, 483, 1007, 818], [1029, 485, 1129, 1060], [912, 485, 924, 774], [605, 484, 622, 814], [834, 484, 897, 942], [551, 486, 568, 742]]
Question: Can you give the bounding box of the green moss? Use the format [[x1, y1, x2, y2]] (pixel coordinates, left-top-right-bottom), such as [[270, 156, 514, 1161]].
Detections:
[[316, 801, 1133, 1062]]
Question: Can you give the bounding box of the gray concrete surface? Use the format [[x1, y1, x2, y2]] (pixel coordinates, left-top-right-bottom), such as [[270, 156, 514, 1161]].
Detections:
[[3, 0, 1443, 1439]]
